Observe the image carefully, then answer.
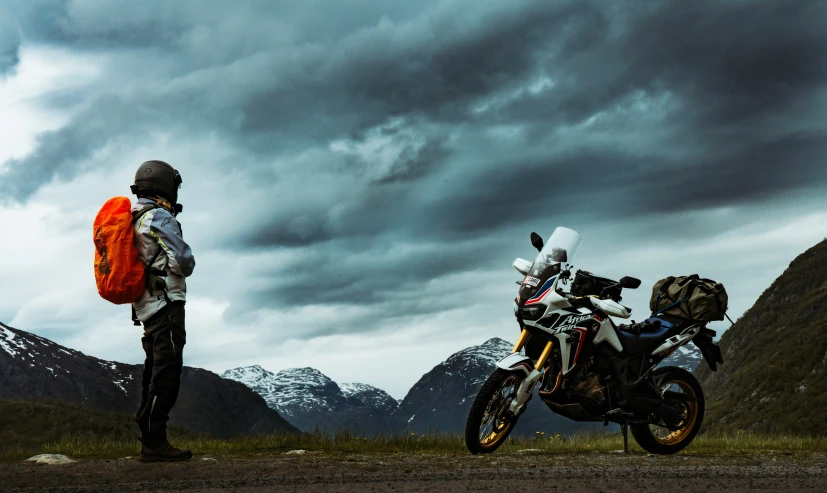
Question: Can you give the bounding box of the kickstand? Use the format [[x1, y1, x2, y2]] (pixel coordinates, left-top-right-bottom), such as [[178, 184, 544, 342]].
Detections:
[[622, 423, 629, 454]]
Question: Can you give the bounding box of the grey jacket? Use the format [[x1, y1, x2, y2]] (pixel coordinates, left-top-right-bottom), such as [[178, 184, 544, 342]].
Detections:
[[131, 198, 196, 321]]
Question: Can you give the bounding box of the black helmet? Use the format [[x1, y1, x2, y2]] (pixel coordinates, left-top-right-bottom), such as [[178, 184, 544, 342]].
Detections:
[[130, 160, 182, 206]]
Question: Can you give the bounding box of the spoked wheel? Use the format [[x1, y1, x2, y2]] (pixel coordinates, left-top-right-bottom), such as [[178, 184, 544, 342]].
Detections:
[[630, 366, 705, 455], [465, 369, 524, 454]]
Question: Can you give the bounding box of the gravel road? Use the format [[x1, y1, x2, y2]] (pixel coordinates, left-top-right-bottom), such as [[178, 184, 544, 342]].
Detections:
[[4, 451, 826, 492]]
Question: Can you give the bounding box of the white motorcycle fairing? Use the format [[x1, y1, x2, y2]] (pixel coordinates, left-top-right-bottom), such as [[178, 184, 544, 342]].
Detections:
[[590, 297, 632, 319], [651, 325, 701, 356], [509, 368, 543, 417], [496, 353, 543, 416], [513, 258, 533, 276], [496, 353, 534, 376], [593, 318, 624, 352]]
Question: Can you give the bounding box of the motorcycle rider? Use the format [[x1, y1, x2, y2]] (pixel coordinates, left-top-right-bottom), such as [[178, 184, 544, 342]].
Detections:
[[130, 160, 196, 462]]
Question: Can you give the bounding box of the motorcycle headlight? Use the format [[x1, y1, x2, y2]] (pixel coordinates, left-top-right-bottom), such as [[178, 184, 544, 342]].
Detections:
[[520, 305, 544, 321]]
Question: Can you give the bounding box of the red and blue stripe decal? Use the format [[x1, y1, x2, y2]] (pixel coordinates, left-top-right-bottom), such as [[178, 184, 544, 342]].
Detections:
[[571, 327, 589, 367], [525, 276, 557, 305]]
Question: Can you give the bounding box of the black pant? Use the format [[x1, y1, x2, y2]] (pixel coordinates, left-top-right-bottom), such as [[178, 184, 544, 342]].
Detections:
[[136, 301, 186, 447]]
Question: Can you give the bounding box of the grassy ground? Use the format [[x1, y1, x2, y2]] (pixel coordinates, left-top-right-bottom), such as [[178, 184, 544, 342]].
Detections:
[[3, 397, 825, 462], [0, 398, 199, 462], [3, 428, 826, 462]]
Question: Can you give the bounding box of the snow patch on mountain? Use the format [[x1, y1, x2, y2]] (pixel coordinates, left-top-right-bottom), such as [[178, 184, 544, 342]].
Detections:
[[221, 365, 274, 388], [446, 338, 513, 366], [676, 345, 702, 359], [660, 343, 704, 372], [397, 337, 516, 431], [0, 323, 28, 357], [341, 382, 399, 411], [439, 337, 513, 388], [339, 382, 372, 396], [0, 326, 26, 358], [222, 366, 345, 418], [221, 365, 404, 433]]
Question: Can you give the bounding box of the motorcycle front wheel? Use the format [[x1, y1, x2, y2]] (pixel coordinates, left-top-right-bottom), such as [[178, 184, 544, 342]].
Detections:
[[464, 369, 524, 454]]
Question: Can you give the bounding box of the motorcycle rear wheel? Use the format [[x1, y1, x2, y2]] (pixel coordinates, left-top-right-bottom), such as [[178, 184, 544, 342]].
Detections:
[[630, 366, 704, 455], [465, 369, 523, 454]]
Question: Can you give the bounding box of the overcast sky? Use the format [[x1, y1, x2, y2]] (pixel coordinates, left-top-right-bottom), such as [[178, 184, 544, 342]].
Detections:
[[1, 0, 826, 399]]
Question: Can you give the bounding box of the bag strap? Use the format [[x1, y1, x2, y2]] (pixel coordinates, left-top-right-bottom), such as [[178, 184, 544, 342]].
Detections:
[[131, 204, 160, 225], [130, 204, 167, 327], [146, 246, 164, 270], [653, 297, 685, 316], [653, 276, 675, 309], [677, 274, 700, 287], [655, 277, 674, 299]]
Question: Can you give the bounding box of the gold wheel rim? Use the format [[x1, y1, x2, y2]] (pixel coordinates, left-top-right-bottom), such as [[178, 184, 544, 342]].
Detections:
[[480, 420, 515, 448], [478, 375, 519, 449], [649, 379, 698, 446]]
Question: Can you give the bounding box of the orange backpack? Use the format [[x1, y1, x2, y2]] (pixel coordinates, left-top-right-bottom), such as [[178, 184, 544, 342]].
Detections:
[[93, 197, 158, 304]]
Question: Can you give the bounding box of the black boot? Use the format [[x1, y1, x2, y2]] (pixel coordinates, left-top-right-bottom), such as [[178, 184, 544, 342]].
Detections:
[[139, 439, 192, 463]]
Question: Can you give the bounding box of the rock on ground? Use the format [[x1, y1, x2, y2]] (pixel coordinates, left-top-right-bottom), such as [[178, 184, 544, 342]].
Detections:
[[25, 454, 76, 465]]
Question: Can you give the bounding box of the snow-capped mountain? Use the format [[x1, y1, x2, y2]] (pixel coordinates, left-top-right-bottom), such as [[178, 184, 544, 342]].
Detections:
[[222, 366, 346, 419], [340, 382, 399, 413], [1, 322, 137, 412], [395, 338, 512, 432], [662, 344, 703, 372], [0, 321, 296, 438], [221, 366, 398, 432]]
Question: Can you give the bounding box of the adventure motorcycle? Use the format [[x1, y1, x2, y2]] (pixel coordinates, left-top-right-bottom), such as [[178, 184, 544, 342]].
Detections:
[[464, 227, 723, 455]]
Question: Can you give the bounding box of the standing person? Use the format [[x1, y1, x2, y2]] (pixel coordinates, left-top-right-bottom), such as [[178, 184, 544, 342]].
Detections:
[[130, 160, 196, 462]]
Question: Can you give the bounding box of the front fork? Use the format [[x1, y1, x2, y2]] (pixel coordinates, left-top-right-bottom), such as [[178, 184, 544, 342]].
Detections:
[[508, 328, 554, 416]]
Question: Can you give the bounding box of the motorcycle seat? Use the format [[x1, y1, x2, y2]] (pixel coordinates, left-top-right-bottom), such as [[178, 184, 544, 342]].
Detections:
[[615, 316, 687, 355]]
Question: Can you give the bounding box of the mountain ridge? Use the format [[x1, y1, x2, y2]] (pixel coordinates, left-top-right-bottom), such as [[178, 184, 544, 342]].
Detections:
[[0, 322, 297, 438], [696, 239, 827, 434]]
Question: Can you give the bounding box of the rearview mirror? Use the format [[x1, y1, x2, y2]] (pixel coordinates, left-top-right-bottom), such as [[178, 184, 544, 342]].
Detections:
[[530, 232, 544, 252], [619, 276, 642, 289]]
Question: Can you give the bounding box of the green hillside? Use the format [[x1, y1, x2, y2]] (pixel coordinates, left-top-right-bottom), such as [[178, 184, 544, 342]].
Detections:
[[696, 239, 827, 434], [0, 398, 198, 459]]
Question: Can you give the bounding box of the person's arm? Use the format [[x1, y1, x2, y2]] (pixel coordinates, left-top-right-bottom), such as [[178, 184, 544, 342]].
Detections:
[[149, 209, 196, 277]]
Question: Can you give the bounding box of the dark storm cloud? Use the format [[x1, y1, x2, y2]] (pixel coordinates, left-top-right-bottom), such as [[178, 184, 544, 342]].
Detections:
[[229, 0, 603, 153], [425, 132, 827, 237], [1, 0, 603, 199], [253, 236, 487, 307], [0, 28, 20, 75], [2, 0, 827, 333], [233, 0, 827, 249], [227, 0, 827, 318], [370, 136, 448, 185], [0, 96, 157, 200]]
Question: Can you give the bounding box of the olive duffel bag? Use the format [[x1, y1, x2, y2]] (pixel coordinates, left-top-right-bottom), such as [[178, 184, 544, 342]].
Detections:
[[650, 274, 728, 321]]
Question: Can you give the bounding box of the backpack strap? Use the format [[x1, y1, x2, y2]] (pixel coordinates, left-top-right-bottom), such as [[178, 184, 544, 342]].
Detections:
[[132, 248, 170, 326], [131, 204, 160, 225], [130, 204, 170, 326]]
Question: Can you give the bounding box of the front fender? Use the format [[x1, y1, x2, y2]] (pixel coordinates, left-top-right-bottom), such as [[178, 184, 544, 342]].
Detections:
[[496, 353, 534, 376]]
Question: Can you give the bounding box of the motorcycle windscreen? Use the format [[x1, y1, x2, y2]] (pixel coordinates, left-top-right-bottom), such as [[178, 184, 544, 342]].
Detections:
[[519, 227, 583, 303], [532, 227, 582, 272]]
